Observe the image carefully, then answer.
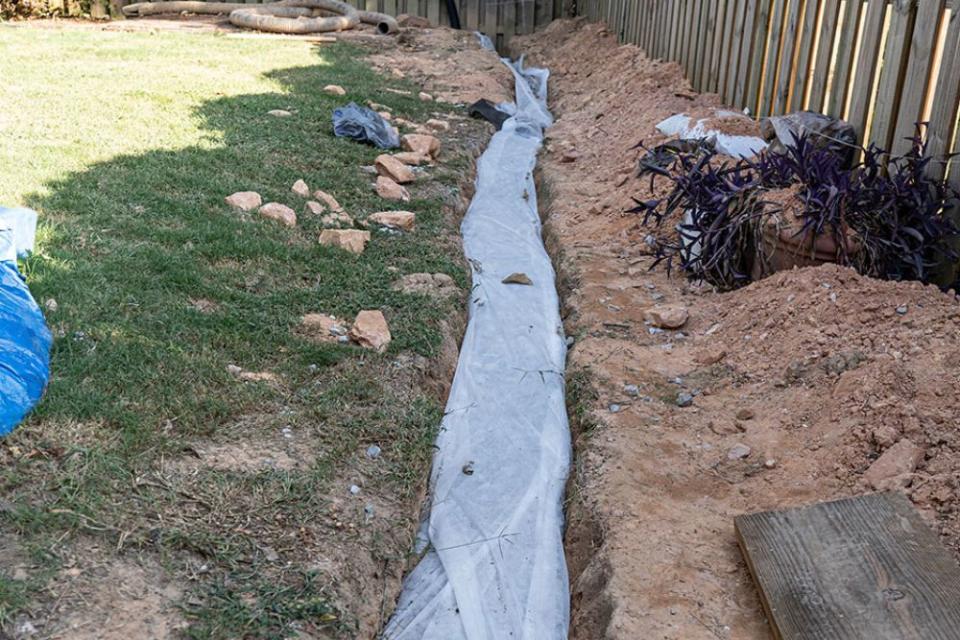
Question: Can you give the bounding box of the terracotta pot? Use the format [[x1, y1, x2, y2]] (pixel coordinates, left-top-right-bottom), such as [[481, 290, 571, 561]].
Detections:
[[751, 214, 858, 280]]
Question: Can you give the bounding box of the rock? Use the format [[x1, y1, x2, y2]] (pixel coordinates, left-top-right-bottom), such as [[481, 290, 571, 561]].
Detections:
[[709, 421, 742, 435], [393, 272, 458, 297], [312, 190, 343, 212], [305, 201, 326, 216], [319, 229, 370, 254], [44, 298, 58, 313], [320, 210, 354, 228], [291, 179, 310, 197], [694, 349, 727, 365], [676, 392, 694, 407], [375, 154, 415, 184], [425, 118, 450, 132], [366, 444, 381, 460], [349, 310, 392, 352], [645, 305, 689, 329], [258, 202, 297, 227], [863, 439, 924, 490], [401, 133, 441, 158], [502, 272, 533, 285], [609, 403, 621, 413], [369, 210, 416, 231], [624, 384, 639, 397], [764, 458, 778, 469], [418, 91, 433, 102], [736, 408, 755, 421], [871, 424, 900, 448], [896, 305, 908, 315], [324, 84, 346, 96], [727, 443, 752, 460], [561, 148, 580, 162], [393, 151, 431, 166], [378, 111, 393, 121], [225, 191, 262, 212], [15, 621, 37, 637], [397, 14, 431, 27], [226, 364, 243, 376], [349, 484, 361, 495], [267, 109, 293, 117], [375, 176, 411, 202]]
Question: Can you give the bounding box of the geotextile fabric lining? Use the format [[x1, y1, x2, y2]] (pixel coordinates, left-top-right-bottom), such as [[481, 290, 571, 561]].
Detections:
[[382, 47, 570, 640]]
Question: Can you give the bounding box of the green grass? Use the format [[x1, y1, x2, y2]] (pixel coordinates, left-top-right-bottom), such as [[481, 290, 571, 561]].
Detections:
[[0, 25, 474, 637]]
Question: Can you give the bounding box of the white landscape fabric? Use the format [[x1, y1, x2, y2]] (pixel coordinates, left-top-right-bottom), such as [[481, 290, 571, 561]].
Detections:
[[382, 54, 570, 640]]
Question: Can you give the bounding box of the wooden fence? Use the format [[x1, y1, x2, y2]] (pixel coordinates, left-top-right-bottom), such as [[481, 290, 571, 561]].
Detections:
[[96, 0, 561, 47], [577, 0, 960, 187]]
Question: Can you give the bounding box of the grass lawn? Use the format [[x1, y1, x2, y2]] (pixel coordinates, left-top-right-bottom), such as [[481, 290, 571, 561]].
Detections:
[[0, 24, 473, 638]]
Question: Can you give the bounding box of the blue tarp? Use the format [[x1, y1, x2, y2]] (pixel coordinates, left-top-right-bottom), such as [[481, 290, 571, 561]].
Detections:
[[0, 207, 52, 435]]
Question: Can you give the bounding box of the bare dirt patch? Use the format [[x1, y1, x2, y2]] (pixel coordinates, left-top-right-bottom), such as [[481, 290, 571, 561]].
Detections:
[[519, 18, 960, 640], [30, 547, 184, 640]]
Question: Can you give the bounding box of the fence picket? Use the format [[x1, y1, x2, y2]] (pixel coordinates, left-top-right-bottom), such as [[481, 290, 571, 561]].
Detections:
[[892, 0, 945, 155], [807, 0, 842, 112], [773, 0, 804, 113], [928, 0, 960, 179], [870, 0, 916, 152]]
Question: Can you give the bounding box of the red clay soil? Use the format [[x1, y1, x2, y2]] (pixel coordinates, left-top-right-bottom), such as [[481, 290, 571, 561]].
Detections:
[[517, 19, 960, 640]]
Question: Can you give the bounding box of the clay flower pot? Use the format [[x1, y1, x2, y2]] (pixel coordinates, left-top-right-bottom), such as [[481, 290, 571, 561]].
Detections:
[[751, 213, 859, 280]]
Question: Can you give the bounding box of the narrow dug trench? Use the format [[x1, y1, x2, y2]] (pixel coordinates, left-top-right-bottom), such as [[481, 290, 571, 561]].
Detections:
[[516, 18, 960, 640]]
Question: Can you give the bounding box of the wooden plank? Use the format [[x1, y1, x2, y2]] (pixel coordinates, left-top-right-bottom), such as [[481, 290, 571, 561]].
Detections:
[[669, 0, 682, 59], [669, 0, 683, 60], [484, 0, 497, 40], [773, 0, 804, 113], [788, 0, 819, 111], [736, 493, 960, 640], [892, 0, 945, 155], [734, 0, 761, 107], [745, 0, 774, 114], [690, 0, 709, 87], [870, 0, 916, 152], [928, 0, 960, 178], [807, 0, 842, 112], [759, 0, 788, 117], [503, 0, 516, 44], [825, 0, 864, 118], [534, 0, 550, 28], [717, 0, 740, 101], [847, 0, 889, 139], [684, 0, 699, 78], [700, 0, 719, 91]]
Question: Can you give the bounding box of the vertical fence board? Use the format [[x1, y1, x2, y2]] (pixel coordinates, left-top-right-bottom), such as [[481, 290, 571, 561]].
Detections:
[[808, 0, 842, 111], [734, 0, 761, 105], [691, 0, 709, 86], [717, 0, 741, 100], [773, 0, 804, 113], [870, 0, 916, 151], [701, 0, 720, 90], [789, 0, 820, 111], [892, 0, 945, 154], [759, 0, 788, 117], [847, 0, 889, 137], [745, 0, 774, 113], [825, 0, 864, 117], [928, 0, 960, 178]]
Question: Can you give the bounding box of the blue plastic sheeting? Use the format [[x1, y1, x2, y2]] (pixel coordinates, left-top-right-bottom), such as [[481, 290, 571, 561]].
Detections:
[[0, 207, 52, 436], [383, 46, 570, 640]]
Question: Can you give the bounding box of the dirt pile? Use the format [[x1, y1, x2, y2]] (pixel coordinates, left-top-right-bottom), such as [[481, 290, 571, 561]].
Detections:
[[518, 18, 960, 640]]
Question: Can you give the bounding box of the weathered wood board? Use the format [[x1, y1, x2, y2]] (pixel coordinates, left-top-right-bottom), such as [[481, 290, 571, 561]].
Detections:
[[736, 492, 960, 640]]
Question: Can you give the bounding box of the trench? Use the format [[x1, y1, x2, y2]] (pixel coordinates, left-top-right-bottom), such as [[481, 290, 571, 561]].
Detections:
[[382, 45, 572, 639]]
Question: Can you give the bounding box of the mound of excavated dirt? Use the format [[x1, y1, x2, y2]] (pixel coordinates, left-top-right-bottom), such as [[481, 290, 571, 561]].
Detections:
[[518, 18, 960, 640]]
